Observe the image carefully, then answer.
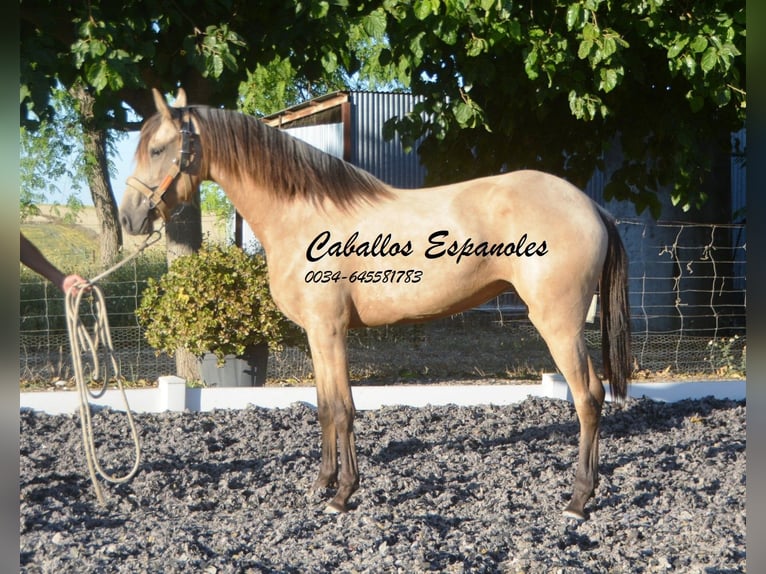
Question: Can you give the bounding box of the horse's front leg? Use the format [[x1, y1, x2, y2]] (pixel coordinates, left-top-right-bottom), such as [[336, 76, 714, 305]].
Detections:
[[313, 398, 338, 491], [306, 322, 359, 513]]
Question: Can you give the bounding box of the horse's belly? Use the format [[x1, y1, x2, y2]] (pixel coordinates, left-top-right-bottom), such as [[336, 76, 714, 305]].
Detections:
[[348, 276, 510, 328]]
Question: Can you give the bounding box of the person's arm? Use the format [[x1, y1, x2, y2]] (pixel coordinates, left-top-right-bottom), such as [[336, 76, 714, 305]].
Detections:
[[20, 233, 89, 293]]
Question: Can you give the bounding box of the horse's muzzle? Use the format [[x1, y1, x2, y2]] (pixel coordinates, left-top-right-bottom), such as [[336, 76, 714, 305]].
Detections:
[[120, 209, 155, 236]]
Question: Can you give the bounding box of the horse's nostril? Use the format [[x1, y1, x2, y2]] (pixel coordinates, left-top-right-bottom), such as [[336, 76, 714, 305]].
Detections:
[[120, 213, 132, 233]]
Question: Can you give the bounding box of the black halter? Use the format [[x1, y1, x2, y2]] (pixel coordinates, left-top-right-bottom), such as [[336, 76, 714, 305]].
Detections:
[[126, 109, 197, 220]]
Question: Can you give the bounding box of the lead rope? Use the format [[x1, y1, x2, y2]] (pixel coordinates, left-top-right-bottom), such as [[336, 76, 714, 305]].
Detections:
[[64, 228, 163, 505]]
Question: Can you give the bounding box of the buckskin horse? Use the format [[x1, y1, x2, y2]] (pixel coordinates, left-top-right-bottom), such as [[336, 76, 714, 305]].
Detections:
[[120, 88, 631, 520]]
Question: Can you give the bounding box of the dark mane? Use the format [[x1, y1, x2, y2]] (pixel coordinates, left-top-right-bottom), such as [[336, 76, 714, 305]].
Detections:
[[187, 106, 392, 208]]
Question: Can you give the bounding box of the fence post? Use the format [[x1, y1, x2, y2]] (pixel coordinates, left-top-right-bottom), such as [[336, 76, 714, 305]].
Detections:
[[158, 375, 187, 411], [542, 373, 571, 402]]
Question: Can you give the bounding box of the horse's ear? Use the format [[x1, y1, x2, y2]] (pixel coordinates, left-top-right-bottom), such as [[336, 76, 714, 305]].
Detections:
[[173, 88, 187, 108], [152, 88, 173, 120]]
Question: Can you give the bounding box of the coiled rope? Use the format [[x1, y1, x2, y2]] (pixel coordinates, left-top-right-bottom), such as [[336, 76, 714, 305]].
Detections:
[[64, 228, 162, 505]]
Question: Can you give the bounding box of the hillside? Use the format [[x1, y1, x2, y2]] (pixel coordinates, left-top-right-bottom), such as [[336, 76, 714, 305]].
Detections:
[[21, 205, 229, 273]]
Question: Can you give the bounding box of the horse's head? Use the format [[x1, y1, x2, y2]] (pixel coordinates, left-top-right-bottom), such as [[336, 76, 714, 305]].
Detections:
[[120, 88, 201, 235]]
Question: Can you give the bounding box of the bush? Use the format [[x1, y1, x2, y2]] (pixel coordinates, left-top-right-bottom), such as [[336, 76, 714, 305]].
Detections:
[[137, 243, 304, 362]]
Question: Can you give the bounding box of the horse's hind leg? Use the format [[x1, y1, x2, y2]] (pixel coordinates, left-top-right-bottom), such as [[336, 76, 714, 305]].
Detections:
[[532, 317, 605, 520], [564, 343, 605, 520]]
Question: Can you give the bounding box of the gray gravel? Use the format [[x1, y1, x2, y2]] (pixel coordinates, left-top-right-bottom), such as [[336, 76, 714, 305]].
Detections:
[[20, 395, 745, 573]]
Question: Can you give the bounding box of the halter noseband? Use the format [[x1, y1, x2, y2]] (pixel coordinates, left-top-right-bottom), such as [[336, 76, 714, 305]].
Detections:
[[126, 109, 197, 220]]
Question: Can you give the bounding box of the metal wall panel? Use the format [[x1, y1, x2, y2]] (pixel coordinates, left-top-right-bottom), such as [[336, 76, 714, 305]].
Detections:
[[730, 128, 746, 291], [349, 91, 427, 188], [731, 128, 746, 222], [283, 123, 345, 159]]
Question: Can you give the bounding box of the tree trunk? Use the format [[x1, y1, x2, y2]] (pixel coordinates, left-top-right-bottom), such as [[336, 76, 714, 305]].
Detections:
[[165, 200, 204, 381], [71, 85, 122, 266]]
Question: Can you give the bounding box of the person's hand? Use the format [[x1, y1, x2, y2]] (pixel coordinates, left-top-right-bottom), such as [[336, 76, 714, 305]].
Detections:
[[62, 274, 91, 295]]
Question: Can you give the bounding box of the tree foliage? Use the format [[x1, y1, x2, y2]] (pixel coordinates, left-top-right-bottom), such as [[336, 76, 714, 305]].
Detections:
[[19, 87, 103, 221], [376, 0, 746, 217], [237, 11, 409, 118], [21, 1, 745, 221], [20, 1, 384, 128], [20, 1, 393, 236]]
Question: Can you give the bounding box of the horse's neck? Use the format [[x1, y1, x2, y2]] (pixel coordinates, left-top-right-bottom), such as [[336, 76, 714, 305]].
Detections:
[[205, 166, 282, 255]]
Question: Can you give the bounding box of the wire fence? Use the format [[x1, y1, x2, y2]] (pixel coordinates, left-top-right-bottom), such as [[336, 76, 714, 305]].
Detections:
[[19, 220, 746, 385]]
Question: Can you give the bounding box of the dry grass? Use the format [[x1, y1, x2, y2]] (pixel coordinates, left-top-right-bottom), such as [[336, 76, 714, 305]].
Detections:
[[344, 317, 555, 384], [20, 222, 101, 272]]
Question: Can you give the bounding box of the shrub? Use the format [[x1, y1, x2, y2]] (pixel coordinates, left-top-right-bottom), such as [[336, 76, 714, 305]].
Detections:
[[137, 243, 304, 362]]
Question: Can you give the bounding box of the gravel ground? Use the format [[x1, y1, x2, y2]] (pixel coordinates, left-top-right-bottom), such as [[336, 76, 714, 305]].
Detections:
[[20, 395, 745, 573]]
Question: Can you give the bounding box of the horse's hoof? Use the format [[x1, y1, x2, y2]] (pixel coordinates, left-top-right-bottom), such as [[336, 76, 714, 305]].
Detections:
[[562, 506, 587, 521], [323, 501, 346, 514]]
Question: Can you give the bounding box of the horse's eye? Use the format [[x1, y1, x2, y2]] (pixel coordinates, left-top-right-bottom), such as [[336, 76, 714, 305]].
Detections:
[[150, 146, 165, 158]]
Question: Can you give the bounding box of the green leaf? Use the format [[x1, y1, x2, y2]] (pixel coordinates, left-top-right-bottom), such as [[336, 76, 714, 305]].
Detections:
[[89, 39, 108, 58], [363, 9, 387, 37], [667, 37, 689, 59], [87, 62, 109, 92], [602, 36, 617, 59], [435, 18, 459, 44], [222, 52, 238, 73], [505, 19, 522, 42], [414, 0, 433, 20], [453, 101, 475, 127], [682, 53, 696, 76], [690, 36, 708, 53], [585, 97, 597, 119], [582, 22, 599, 42], [409, 31, 426, 62], [566, 4, 581, 30], [700, 47, 718, 73], [466, 36, 488, 57], [382, 117, 399, 143], [712, 85, 731, 107], [568, 90, 583, 118], [212, 54, 224, 78], [309, 1, 330, 19], [524, 49, 539, 80], [603, 180, 628, 203], [578, 39, 593, 59], [599, 67, 619, 92], [321, 51, 338, 74]]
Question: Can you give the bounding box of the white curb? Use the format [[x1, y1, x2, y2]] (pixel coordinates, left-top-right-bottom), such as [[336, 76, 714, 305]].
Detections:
[[19, 374, 746, 415]]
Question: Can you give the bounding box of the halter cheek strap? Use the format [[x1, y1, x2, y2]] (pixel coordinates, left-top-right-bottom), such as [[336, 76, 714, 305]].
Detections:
[[126, 166, 180, 220], [126, 110, 195, 220]]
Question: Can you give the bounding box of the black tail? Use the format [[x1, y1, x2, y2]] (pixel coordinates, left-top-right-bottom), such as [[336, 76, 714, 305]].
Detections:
[[597, 207, 632, 401]]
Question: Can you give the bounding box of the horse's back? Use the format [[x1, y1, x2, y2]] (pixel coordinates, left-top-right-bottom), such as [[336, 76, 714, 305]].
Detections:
[[443, 169, 607, 271], [449, 170, 600, 220]]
